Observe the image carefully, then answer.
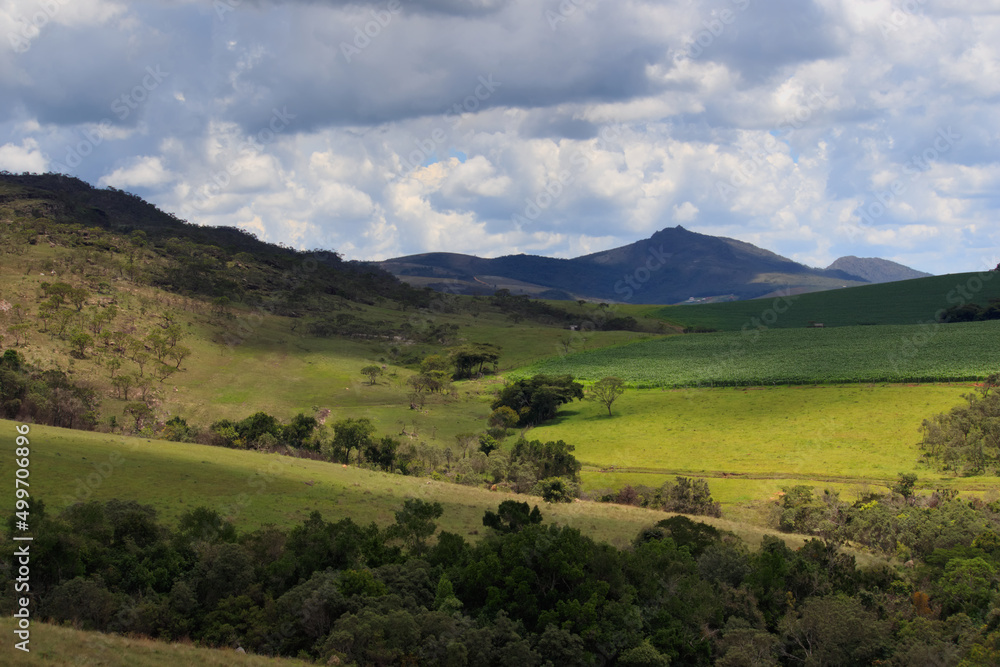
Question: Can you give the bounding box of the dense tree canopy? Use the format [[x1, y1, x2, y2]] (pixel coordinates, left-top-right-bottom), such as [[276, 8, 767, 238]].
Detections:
[[0, 348, 99, 429], [449, 343, 501, 379], [492, 374, 584, 426], [920, 382, 1000, 474], [7, 497, 1000, 665]]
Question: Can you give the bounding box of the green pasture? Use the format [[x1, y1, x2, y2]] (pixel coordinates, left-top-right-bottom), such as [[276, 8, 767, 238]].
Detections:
[[527, 383, 997, 500], [654, 271, 1000, 331], [1, 419, 830, 552], [520, 320, 1000, 386], [173, 305, 656, 444], [528, 383, 973, 477]]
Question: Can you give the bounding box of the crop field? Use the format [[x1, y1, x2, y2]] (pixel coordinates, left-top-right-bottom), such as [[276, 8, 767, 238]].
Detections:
[[519, 320, 1000, 386], [653, 271, 1000, 331]]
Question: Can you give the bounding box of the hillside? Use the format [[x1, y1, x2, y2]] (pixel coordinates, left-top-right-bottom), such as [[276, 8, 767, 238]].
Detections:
[[826, 255, 933, 283], [654, 271, 1000, 331], [379, 225, 871, 304], [3, 178, 1000, 665], [0, 617, 313, 666], [0, 173, 671, 450], [2, 418, 826, 549], [0, 174, 418, 312]]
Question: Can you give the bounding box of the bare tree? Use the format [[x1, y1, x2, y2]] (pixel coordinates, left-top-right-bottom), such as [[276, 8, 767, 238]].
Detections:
[[589, 376, 627, 417]]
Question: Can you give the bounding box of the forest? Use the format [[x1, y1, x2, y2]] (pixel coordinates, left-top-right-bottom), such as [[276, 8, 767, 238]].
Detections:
[[4, 495, 1000, 666]]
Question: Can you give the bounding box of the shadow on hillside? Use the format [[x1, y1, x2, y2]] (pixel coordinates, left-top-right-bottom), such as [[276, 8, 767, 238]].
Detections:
[[547, 410, 582, 425]]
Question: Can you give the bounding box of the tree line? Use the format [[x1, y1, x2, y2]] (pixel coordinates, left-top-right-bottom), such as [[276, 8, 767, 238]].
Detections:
[[4, 496, 1000, 665]]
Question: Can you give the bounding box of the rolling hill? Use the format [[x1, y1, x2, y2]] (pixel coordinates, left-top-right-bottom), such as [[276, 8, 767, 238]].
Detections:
[[653, 271, 1000, 331]]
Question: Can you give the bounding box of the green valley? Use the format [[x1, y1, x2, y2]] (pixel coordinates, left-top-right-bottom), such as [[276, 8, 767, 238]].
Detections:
[[3, 174, 1000, 665]]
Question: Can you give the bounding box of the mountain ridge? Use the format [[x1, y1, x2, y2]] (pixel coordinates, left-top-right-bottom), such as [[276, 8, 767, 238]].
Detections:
[[378, 226, 925, 304]]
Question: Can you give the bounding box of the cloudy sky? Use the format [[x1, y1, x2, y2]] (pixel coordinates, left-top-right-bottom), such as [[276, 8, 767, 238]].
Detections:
[[2, 0, 999, 275]]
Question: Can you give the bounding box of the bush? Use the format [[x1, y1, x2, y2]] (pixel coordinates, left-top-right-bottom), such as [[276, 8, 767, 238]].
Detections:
[[536, 477, 575, 503]]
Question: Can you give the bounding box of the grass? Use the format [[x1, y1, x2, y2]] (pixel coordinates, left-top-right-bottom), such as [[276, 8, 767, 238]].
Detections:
[[6, 383, 989, 537], [0, 418, 855, 554], [524, 384, 999, 523], [3, 194, 994, 553], [0, 617, 313, 666], [653, 271, 1000, 331], [528, 383, 973, 478], [0, 242, 663, 452], [519, 320, 1000, 386]]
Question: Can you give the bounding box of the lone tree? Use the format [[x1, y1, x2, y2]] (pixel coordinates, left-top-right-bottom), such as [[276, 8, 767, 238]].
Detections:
[[361, 365, 383, 385], [69, 331, 93, 359], [123, 402, 154, 432], [892, 472, 918, 501], [589, 376, 626, 416]]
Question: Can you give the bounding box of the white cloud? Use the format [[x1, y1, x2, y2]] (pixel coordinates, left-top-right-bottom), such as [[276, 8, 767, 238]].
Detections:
[[1, 0, 998, 277], [673, 201, 698, 222], [99, 156, 173, 188], [0, 138, 47, 172]]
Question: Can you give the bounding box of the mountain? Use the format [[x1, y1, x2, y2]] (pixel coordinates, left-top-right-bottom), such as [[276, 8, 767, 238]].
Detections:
[[826, 256, 932, 284], [379, 226, 870, 304]]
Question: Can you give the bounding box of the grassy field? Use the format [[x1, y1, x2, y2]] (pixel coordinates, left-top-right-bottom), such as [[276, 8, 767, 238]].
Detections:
[[0, 418, 832, 552], [4, 191, 998, 557], [524, 383, 999, 522], [0, 617, 313, 666], [2, 382, 989, 545], [519, 320, 1000, 386], [653, 271, 1000, 330]]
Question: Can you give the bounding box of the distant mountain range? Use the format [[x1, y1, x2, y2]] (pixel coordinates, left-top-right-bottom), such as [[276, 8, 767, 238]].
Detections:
[[378, 226, 931, 304]]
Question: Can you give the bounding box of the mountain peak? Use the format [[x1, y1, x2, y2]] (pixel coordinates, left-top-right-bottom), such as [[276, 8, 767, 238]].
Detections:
[[826, 256, 932, 284], [380, 226, 873, 303]]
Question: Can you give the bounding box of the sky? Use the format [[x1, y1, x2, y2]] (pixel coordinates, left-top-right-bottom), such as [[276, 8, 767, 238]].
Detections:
[[1, 0, 999, 276]]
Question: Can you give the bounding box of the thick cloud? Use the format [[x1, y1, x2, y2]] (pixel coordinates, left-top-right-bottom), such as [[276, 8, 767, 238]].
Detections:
[[0, 0, 998, 276]]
